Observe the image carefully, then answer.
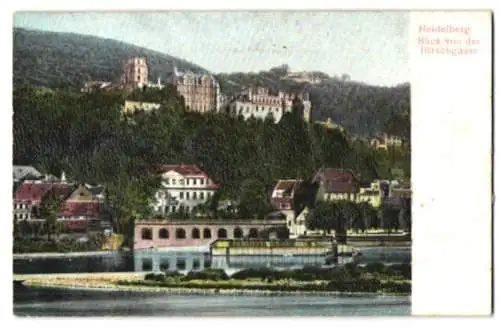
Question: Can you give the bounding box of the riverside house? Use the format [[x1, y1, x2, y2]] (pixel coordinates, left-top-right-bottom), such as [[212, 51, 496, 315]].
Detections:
[[153, 165, 220, 217], [312, 168, 360, 202], [13, 181, 107, 232]]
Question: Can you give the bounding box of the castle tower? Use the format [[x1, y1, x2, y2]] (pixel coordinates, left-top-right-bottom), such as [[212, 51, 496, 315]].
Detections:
[[121, 57, 148, 88]]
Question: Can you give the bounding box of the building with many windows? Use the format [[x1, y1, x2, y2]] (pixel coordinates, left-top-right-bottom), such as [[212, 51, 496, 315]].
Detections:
[[171, 66, 221, 113], [154, 165, 220, 216], [226, 87, 311, 123]]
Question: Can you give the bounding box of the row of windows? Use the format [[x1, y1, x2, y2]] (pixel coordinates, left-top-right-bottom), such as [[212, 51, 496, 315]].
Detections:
[[249, 97, 282, 105], [234, 106, 282, 114], [14, 213, 30, 220], [325, 193, 380, 201], [141, 227, 259, 240], [14, 203, 33, 210], [140, 257, 210, 271], [164, 178, 208, 186], [158, 191, 212, 202], [178, 191, 206, 200], [163, 205, 192, 214]]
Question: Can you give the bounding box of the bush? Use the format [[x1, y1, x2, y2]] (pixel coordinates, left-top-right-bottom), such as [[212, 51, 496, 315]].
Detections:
[[13, 235, 105, 253], [328, 278, 383, 293], [365, 262, 386, 274], [164, 270, 183, 278], [231, 268, 277, 280], [382, 281, 411, 294], [390, 263, 412, 279], [182, 268, 229, 281], [145, 273, 166, 282]]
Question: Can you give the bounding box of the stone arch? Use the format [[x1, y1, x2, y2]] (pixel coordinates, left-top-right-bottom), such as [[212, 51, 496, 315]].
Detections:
[[203, 228, 212, 239], [192, 228, 200, 239], [175, 228, 186, 239], [217, 228, 228, 239], [158, 228, 169, 239], [248, 228, 258, 239], [141, 228, 152, 240], [233, 227, 243, 238]]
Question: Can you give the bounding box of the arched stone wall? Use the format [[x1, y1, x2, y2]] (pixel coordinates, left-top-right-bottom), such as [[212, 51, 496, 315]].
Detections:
[[134, 220, 286, 250]]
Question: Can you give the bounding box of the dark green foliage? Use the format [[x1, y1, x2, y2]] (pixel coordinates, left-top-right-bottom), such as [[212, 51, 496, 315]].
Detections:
[[13, 235, 105, 253], [119, 278, 410, 294], [327, 278, 383, 293], [39, 189, 63, 240], [182, 268, 229, 281], [229, 264, 411, 282], [306, 201, 347, 242], [231, 267, 277, 280], [145, 273, 166, 282], [365, 262, 387, 274], [13, 84, 410, 233], [14, 28, 206, 89], [125, 263, 411, 294], [164, 271, 184, 278]]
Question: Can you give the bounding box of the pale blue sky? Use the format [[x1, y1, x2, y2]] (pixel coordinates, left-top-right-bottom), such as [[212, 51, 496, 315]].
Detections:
[[14, 11, 409, 86]]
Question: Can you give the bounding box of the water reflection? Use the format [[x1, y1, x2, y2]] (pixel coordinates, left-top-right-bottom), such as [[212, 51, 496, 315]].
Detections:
[[13, 247, 411, 275]]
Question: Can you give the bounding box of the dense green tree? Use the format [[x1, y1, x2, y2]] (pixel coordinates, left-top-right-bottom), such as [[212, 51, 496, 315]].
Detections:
[[379, 203, 401, 233], [306, 201, 347, 243], [13, 216, 19, 240], [338, 201, 365, 232], [358, 202, 380, 230], [398, 197, 412, 233], [39, 190, 63, 241], [237, 179, 273, 219]]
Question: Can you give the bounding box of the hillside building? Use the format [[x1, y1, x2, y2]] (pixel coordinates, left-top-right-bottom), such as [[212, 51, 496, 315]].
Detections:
[[171, 66, 221, 113], [121, 57, 149, 88], [225, 87, 312, 123]]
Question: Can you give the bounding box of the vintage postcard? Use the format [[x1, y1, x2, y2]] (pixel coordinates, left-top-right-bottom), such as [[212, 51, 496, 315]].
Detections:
[[8, 9, 492, 318]]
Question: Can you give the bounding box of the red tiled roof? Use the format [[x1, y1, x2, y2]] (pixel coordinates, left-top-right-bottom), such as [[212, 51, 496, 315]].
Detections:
[[158, 164, 208, 177], [61, 201, 102, 217], [14, 182, 75, 204], [46, 184, 76, 201], [313, 168, 360, 193]]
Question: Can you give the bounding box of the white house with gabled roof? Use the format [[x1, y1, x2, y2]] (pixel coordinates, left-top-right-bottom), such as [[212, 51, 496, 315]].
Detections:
[[153, 165, 220, 216]]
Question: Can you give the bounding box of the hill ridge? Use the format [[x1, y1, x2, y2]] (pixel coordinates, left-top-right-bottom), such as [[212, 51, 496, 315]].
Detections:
[[13, 27, 410, 136]]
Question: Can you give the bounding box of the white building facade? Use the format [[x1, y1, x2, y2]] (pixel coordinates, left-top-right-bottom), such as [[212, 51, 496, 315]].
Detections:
[[154, 165, 220, 216], [226, 87, 312, 123]]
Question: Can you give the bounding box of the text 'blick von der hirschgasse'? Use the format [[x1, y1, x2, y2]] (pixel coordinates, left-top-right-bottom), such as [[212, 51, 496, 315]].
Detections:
[[418, 25, 480, 56]]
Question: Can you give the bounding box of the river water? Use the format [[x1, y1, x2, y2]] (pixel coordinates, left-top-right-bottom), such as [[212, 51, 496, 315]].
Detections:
[[14, 287, 411, 316], [13, 247, 411, 316], [13, 247, 411, 275]]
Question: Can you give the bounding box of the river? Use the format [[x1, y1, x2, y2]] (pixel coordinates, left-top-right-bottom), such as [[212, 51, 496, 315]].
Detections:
[[14, 286, 410, 316], [13, 247, 411, 274], [13, 247, 411, 316]]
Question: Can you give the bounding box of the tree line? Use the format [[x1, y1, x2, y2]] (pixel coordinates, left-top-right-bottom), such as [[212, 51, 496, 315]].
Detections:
[[306, 199, 412, 243]]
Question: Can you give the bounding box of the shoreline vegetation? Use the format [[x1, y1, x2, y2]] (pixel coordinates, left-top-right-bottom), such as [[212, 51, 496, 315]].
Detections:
[[17, 264, 411, 297]]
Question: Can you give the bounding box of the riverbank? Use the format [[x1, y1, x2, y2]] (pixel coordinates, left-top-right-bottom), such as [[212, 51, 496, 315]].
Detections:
[[15, 262, 411, 297], [18, 276, 410, 298]]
